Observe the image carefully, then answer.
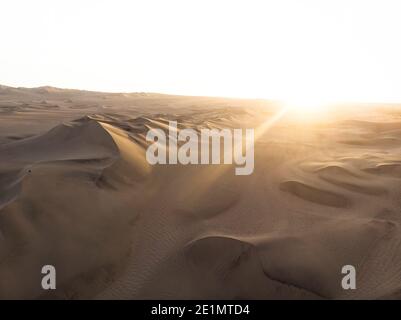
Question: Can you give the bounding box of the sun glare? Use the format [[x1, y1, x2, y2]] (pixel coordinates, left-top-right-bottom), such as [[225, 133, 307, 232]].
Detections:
[[283, 97, 330, 114], [275, 94, 336, 123]]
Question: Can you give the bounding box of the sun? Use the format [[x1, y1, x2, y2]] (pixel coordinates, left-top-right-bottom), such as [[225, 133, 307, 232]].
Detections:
[[279, 96, 333, 122], [283, 97, 330, 113]]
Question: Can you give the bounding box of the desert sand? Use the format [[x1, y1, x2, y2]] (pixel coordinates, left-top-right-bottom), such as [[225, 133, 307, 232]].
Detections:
[[1, 84, 401, 299]]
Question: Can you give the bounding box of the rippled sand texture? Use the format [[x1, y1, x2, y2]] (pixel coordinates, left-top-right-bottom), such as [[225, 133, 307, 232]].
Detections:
[[1, 85, 401, 299]]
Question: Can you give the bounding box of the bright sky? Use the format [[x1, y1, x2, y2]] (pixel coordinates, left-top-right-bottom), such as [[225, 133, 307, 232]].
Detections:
[[1, 0, 400, 103]]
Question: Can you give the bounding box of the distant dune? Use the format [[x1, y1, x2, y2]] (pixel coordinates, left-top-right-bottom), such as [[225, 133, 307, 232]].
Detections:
[[1, 85, 401, 299]]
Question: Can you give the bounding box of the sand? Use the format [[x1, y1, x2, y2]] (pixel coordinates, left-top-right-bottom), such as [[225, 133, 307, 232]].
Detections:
[[1, 85, 401, 299]]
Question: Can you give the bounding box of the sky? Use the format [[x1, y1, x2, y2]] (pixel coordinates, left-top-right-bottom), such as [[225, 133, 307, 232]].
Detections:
[[1, 0, 401, 103]]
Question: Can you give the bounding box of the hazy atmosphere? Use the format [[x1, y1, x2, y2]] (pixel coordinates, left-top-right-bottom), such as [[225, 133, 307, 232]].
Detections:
[[1, 0, 401, 103]]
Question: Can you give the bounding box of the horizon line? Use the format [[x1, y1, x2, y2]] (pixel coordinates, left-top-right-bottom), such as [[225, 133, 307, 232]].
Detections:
[[1, 83, 401, 106]]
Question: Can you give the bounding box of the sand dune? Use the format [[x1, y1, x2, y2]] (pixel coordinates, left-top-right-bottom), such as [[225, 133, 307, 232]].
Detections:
[[279, 180, 350, 208], [1, 86, 401, 299]]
